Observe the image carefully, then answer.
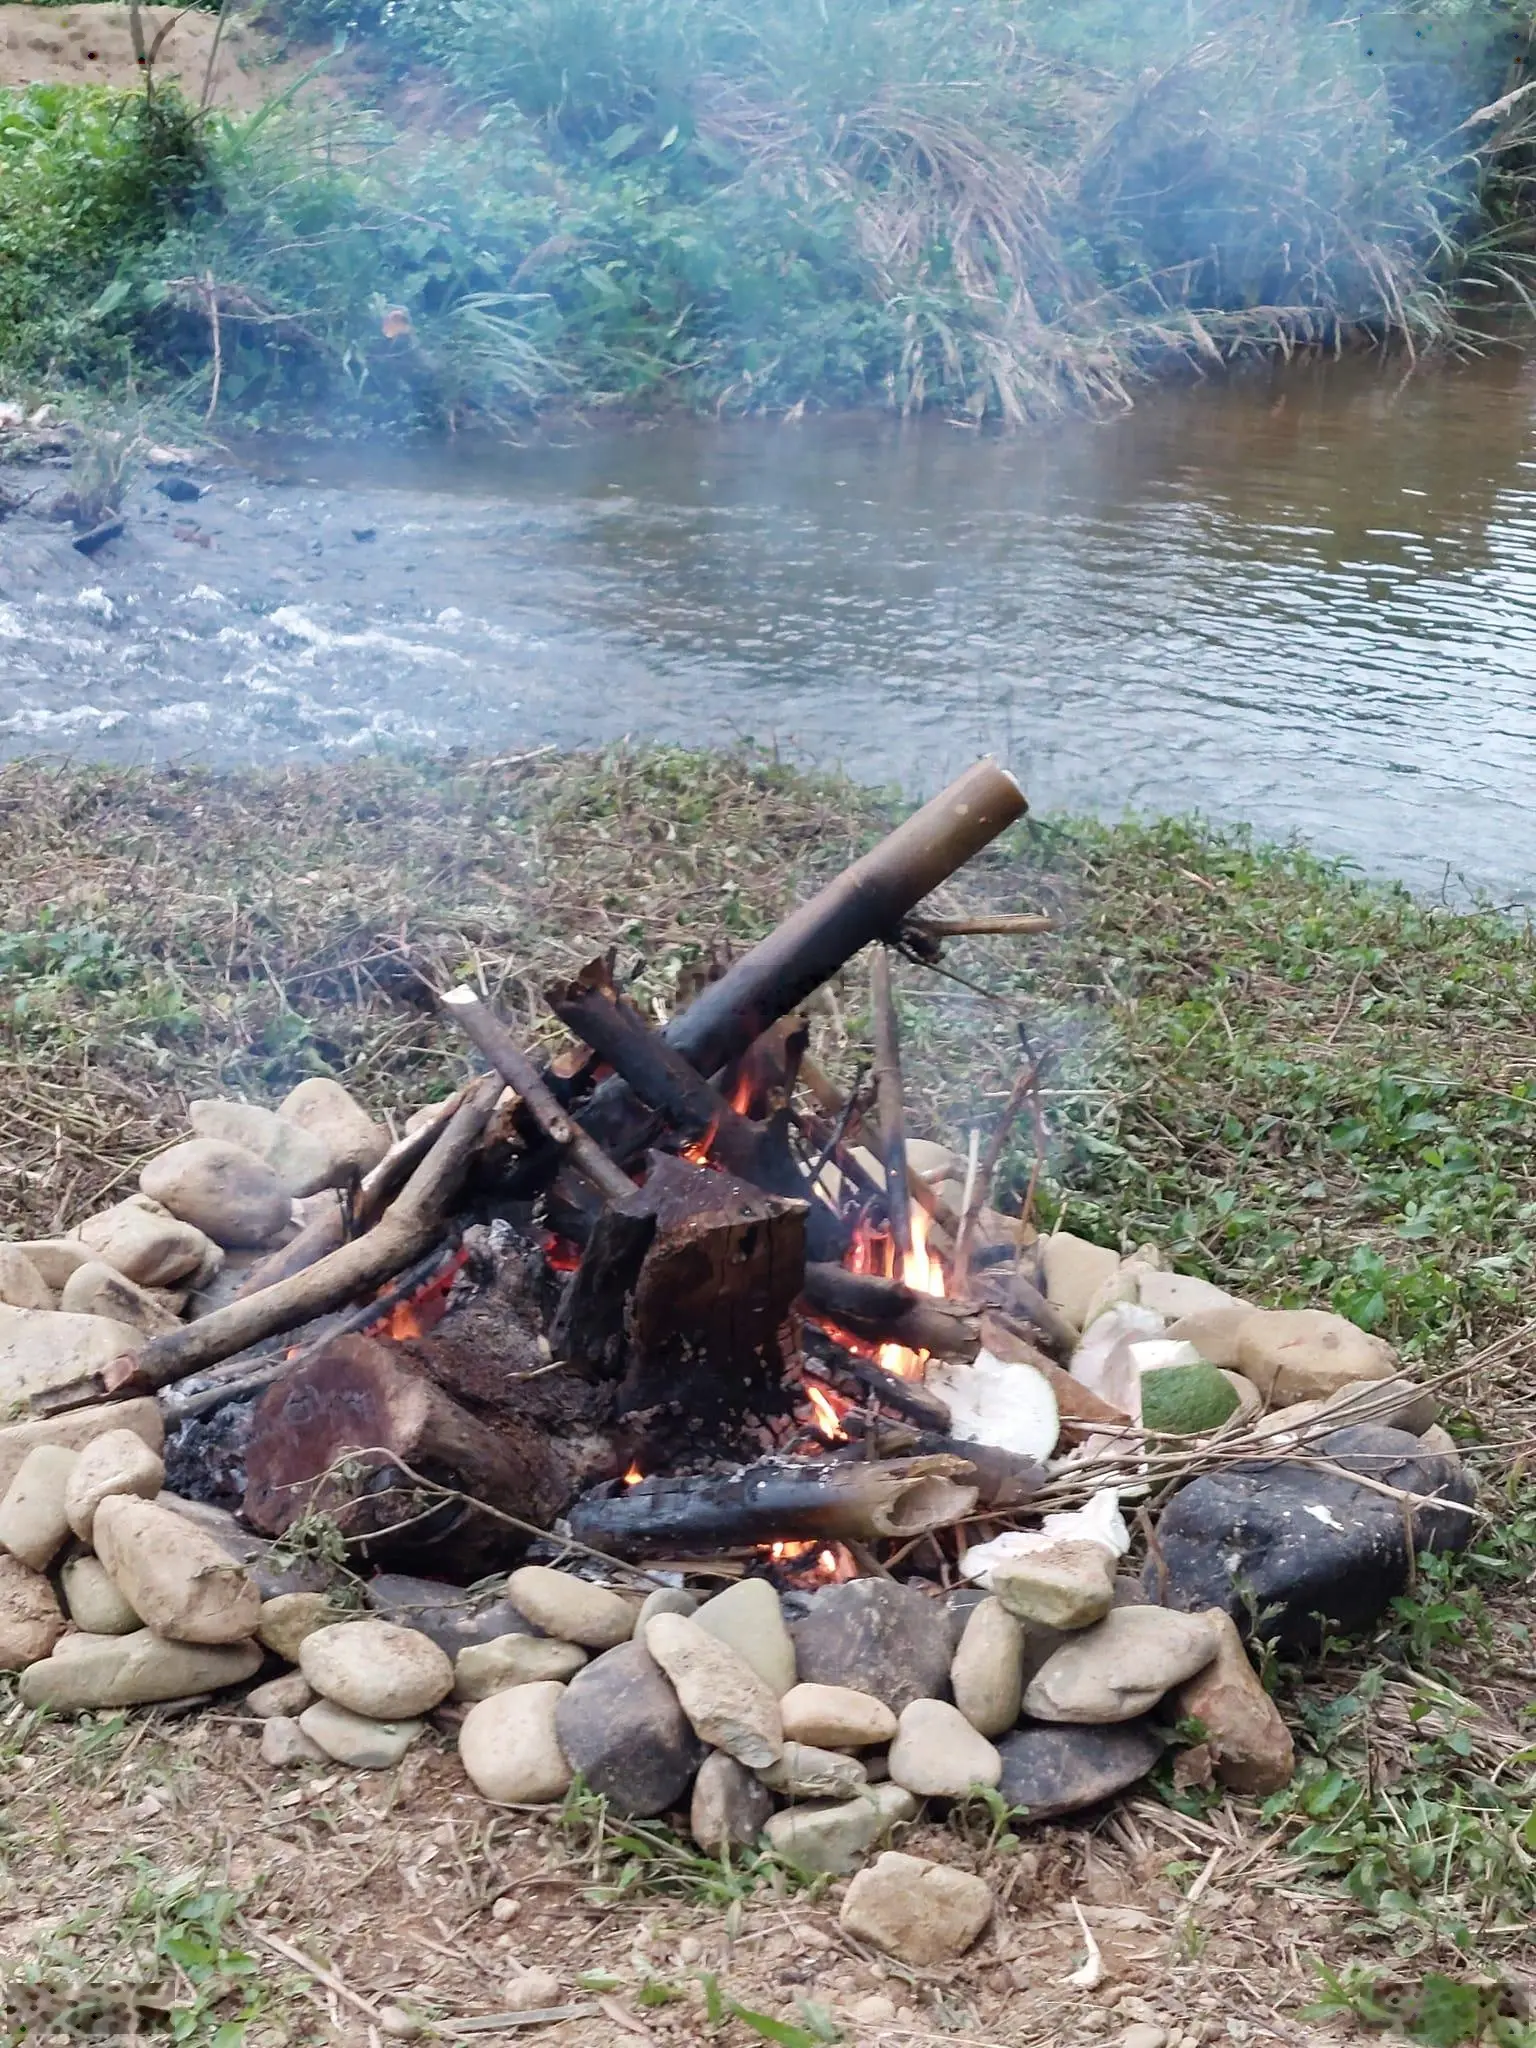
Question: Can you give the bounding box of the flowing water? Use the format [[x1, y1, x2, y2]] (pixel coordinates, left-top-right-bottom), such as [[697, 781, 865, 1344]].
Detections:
[[3, 343, 1535, 902]]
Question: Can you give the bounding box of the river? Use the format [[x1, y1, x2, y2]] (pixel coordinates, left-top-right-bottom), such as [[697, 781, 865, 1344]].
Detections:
[[2, 343, 1534, 903]]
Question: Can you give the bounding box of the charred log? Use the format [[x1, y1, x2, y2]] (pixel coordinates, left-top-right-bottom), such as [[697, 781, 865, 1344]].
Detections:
[[800, 1262, 984, 1361], [569, 1453, 979, 1559]]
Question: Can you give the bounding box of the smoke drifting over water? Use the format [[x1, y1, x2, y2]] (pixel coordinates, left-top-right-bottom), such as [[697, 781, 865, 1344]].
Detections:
[[2, 340, 1535, 906]]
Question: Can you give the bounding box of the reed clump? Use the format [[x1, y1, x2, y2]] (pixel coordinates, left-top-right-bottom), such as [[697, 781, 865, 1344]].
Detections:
[[1, 0, 1534, 424]]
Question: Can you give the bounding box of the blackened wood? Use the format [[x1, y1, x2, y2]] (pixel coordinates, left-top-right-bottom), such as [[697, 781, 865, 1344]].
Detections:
[[868, 946, 913, 1260], [618, 1155, 807, 1437], [800, 1262, 983, 1361], [440, 985, 636, 1203], [973, 1272, 1079, 1362], [548, 1200, 658, 1382], [838, 1426, 1045, 1511], [243, 1333, 566, 1572], [571, 761, 1026, 1165], [829, 1356, 953, 1433], [568, 1453, 979, 1558]]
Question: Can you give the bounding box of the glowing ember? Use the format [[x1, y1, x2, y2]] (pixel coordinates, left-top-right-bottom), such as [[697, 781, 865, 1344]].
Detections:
[[680, 1116, 719, 1165], [543, 1233, 581, 1274], [770, 1539, 817, 1562], [623, 1463, 645, 1487], [379, 1299, 426, 1342], [805, 1385, 848, 1441]]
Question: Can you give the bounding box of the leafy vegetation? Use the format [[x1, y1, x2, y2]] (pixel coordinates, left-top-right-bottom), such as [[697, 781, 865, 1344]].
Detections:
[[1, 0, 1535, 426]]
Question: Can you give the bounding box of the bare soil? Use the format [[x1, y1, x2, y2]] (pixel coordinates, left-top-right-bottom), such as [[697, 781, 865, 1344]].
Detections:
[[0, 3, 321, 111]]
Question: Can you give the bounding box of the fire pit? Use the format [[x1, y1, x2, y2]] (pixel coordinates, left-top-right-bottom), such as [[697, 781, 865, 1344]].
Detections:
[[0, 756, 1475, 1969]]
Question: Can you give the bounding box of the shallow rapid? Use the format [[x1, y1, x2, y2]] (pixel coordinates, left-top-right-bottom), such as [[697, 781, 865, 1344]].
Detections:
[[3, 343, 1534, 902]]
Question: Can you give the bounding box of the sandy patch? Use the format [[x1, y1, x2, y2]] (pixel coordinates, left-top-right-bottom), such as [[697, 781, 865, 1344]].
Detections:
[[0, 2, 323, 112]]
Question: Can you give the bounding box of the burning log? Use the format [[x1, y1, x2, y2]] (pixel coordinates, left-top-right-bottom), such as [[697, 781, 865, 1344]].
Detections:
[[242, 1334, 579, 1574], [569, 760, 1026, 1169], [801, 1262, 984, 1362], [614, 1155, 807, 1437], [568, 1454, 980, 1559], [108, 1075, 503, 1395]]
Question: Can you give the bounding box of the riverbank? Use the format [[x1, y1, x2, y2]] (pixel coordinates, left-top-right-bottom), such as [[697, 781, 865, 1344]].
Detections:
[[1, 0, 1534, 432], [1, 747, 1534, 2044]]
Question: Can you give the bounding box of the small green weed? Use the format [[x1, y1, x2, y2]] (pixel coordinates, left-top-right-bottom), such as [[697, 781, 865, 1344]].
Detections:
[[558, 1779, 821, 1908]]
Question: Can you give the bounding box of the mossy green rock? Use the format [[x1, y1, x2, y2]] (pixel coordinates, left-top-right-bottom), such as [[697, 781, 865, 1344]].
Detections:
[[1140, 1361, 1240, 1436]]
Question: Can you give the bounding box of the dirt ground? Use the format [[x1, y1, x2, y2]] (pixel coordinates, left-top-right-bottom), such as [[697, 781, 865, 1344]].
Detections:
[[0, 2, 321, 111], [0, 1705, 1366, 2048]]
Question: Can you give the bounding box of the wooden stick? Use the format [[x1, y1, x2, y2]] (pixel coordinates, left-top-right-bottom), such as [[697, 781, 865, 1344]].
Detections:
[[869, 946, 912, 1262], [905, 913, 1057, 939], [951, 1058, 1039, 1294], [440, 986, 635, 1205], [801, 1262, 984, 1361], [105, 1076, 503, 1395], [567, 1454, 980, 1558]]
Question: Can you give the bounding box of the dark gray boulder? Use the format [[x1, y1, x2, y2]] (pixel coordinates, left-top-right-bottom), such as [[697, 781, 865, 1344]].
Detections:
[[365, 1572, 537, 1657], [556, 1640, 705, 1818], [996, 1720, 1164, 1823], [1147, 1423, 1474, 1648], [788, 1577, 953, 1713]]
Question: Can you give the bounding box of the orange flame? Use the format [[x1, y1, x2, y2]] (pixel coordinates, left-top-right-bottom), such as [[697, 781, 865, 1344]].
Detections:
[[770, 1539, 817, 1562], [380, 1299, 426, 1342], [806, 1385, 848, 1441], [681, 1116, 719, 1166], [728, 1070, 755, 1116], [623, 1463, 644, 1487]]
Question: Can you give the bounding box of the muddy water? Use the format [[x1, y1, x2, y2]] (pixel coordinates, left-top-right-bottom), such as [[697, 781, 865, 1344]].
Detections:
[[3, 344, 1535, 902]]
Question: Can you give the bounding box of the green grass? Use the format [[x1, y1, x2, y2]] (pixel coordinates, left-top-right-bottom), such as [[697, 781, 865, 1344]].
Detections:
[[1, 0, 1534, 427]]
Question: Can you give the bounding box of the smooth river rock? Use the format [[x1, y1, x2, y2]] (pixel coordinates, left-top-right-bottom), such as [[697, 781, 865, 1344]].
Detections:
[[1234, 1308, 1396, 1407], [299, 1617, 454, 1718], [1147, 1423, 1475, 1648], [256, 1592, 341, 1662], [63, 1427, 165, 1543], [246, 1670, 317, 1718], [365, 1572, 537, 1655], [60, 1554, 141, 1635], [261, 1715, 326, 1766], [643, 1612, 784, 1769], [19, 1628, 261, 1711], [990, 1540, 1117, 1631], [0, 1443, 78, 1569], [757, 1741, 868, 1799], [0, 1398, 163, 1500], [950, 1597, 1025, 1737], [0, 1307, 145, 1407], [300, 1698, 425, 1769], [93, 1495, 262, 1644], [460, 1680, 574, 1805], [507, 1566, 637, 1650], [889, 1698, 1002, 1797], [140, 1140, 293, 1250], [0, 1552, 65, 1668], [454, 1635, 587, 1702], [0, 1246, 54, 1311], [994, 1720, 1165, 1821], [190, 1099, 338, 1197], [780, 1681, 897, 1750], [1174, 1610, 1294, 1794], [690, 1751, 775, 1854], [789, 1577, 952, 1714], [59, 1261, 181, 1337], [555, 1641, 704, 1818], [278, 1078, 390, 1180], [692, 1578, 797, 1696], [74, 1196, 217, 1288], [763, 1784, 919, 1876], [1022, 1607, 1217, 1723], [839, 1851, 993, 1964]]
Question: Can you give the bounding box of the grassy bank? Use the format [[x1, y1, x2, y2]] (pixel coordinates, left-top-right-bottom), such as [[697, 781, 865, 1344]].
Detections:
[[3, 748, 1536, 2043], [2, 0, 1535, 430]]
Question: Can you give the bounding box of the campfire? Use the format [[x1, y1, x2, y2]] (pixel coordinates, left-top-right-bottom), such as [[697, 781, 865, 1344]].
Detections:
[[0, 756, 1476, 1967]]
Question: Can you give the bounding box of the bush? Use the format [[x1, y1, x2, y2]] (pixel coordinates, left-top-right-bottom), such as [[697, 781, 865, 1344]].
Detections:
[[0, 0, 1531, 428]]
